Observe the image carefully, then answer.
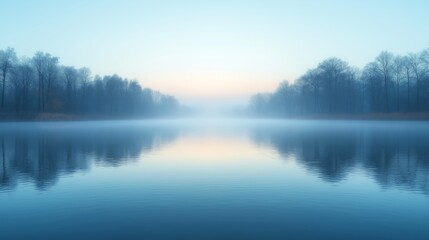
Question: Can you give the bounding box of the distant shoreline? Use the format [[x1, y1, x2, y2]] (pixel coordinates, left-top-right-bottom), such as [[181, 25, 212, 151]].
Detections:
[[0, 113, 163, 122], [2, 112, 429, 122], [254, 113, 429, 121]]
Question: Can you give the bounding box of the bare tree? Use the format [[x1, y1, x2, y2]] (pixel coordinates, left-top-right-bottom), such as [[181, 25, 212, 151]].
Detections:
[[0, 48, 17, 110], [32, 52, 46, 112], [393, 56, 404, 112], [318, 58, 350, 113], [45, 55, 59, 112], [63, 66, 78, 112], [77, 67, 91, 113], [361, 62, 386, 112], [402, 56, 413, 112], [32, 52, 59, 112], [10, 60, 34, 113], [375, 51, 394, 112], [408, 53, 423, 111]]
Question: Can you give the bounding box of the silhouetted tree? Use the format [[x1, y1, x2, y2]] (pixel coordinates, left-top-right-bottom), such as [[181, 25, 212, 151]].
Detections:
[[10, 60, 34, 113], [374, 51, 394, 112], [408, 53, 423, 111], [0, 47, 181, 118], [0, 48, 17, 110], [393, 56, 404, 112], [249, 48, 429, 117], [62, 66, 78, 112], [32, 52, 59, 112]]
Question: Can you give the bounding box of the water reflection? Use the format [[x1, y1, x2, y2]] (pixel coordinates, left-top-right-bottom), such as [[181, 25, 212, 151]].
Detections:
[[1, 120, 429, 240], [0, 121, 179, 190], [250, 121, 429, 194], [1, 120, 429, 195]]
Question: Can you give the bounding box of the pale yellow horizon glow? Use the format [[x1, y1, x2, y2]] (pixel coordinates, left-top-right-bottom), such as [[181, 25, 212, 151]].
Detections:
[[138, 71, 290, 105], [148, 135, 276, 167]]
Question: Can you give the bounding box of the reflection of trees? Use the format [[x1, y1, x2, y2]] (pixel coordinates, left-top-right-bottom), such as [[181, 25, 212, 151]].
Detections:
[[0, 123, 178, 190], [363, 130, 429, 194], [252, 127, 356, 181], [300, 133, 356, 182], [251, 123, 429, 194]]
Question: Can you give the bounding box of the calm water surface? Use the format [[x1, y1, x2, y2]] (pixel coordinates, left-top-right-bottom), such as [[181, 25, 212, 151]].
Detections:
[[0, 119, 428, 239]]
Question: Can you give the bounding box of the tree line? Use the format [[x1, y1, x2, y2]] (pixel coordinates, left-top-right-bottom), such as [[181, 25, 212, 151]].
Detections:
[[0, 47, 180, 118], [249, 49, 429, 117]]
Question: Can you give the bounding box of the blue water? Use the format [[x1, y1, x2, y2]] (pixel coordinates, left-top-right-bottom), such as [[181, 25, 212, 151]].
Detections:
[[0, 119, 428, 239]]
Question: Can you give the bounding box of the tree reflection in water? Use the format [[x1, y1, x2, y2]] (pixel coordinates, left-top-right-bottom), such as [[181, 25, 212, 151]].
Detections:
[[250, 121, 429, 195], [0, 121, 179, 190], [1, 120, 429, 195]]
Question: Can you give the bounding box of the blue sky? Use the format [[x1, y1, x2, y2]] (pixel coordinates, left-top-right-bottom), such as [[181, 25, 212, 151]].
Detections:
[[1, 0, 428, 106]]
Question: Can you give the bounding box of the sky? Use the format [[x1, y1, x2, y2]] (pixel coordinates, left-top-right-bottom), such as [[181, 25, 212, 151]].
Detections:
[[1, 0, 428, 108]]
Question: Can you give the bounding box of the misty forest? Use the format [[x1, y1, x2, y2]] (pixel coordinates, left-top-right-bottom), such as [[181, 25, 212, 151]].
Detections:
[[0, 48, 180, 118], [2, 47, 429, 119], [249, 49, 429, 117]]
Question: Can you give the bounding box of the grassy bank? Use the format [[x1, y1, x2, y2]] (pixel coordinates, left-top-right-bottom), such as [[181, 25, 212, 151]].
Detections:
[[290, 113, 429, 121], [0, 113, 90, 121]]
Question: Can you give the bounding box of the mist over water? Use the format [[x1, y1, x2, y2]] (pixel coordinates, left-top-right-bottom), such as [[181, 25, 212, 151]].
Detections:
[[1, 119, 428, 239]]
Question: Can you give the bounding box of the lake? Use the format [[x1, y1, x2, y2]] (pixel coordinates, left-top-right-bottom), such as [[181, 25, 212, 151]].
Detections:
[[0, 119, 428, 240]]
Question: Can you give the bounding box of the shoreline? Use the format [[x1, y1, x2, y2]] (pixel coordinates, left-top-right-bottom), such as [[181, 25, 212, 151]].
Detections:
[[284, 113, 429, 121], [0, 113, 163, 122], [2, 112, 429, 122]]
